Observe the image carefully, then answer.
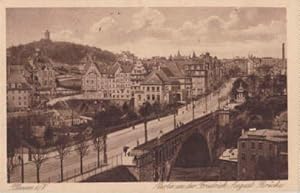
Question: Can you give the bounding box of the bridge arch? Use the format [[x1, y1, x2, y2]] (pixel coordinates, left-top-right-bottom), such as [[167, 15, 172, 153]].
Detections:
[[167, 132, 210, 180]]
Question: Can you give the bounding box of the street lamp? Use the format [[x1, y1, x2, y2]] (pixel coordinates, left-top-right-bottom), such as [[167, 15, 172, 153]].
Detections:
[[94, 101, 98, 129], [19, 107, 31, 183], [192, 97, 195, 120], [172, 94, 178, 129]]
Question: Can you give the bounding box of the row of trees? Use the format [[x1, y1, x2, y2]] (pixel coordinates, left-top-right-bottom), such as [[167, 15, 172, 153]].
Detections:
[[7, 129, 107, 182]]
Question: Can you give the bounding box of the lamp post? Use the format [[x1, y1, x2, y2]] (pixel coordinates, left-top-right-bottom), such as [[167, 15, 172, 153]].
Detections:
[[103, 127, 108, 164], [94, 101, 98, 129], [173, 95, 177, 129], [218, 89, 221, 110], [192, 97, 195, 120], [19, 107, 31, 183]]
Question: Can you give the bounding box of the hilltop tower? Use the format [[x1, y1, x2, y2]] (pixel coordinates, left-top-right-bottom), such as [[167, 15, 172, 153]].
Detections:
[[282, 43, 285, 61], [44, 30, 50, 40]]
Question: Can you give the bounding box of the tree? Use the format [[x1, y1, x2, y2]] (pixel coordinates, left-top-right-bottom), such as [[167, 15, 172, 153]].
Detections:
[[32, 148, 48, 183], [75, 134, 89, 174], [139, 102, 152, 142], [152, 101, 161, 121], [93, 136, 104, 168], [7, 127, 21, 182], [55, 135, 70, 182], [122, 102, 129, 113]]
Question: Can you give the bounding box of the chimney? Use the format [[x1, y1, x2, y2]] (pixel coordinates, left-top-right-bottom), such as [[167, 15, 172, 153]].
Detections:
[[241, 129, 245, 135], [282, 43, 285, 60]]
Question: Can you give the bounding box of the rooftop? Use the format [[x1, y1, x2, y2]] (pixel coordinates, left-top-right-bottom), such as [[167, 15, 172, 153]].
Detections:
[[240, 128, 287, 142], [219, 148, 238, 162]]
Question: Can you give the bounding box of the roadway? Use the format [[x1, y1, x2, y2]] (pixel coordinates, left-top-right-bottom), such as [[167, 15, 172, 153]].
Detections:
[[10, 78, 235, 182]]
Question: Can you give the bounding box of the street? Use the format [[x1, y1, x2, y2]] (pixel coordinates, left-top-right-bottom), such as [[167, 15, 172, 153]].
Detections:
[[10, 79, 235, 182]]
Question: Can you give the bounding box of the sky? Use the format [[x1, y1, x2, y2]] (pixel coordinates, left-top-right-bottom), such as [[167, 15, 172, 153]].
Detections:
[[6, 7, 286, 59]]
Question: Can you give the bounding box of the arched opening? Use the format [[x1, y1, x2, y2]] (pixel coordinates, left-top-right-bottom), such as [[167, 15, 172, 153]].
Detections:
[[175, 133, 210, 167], [169, 133, 213, 181]]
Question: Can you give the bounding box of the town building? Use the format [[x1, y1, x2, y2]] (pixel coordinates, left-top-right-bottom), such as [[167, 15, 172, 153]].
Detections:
[[183, 61, 207, 97], [130, 60, 147, 93], [160, 63, 192, 102], [82, 58, 134, 101], [7, 68, 32, 112], [134, 70, 180, 109], [111, 62, 134, 100], [81, 57, 108, 99], [218, 148, 238, 180], [27, 49, 56, 96], [237, 128, 288, 180]]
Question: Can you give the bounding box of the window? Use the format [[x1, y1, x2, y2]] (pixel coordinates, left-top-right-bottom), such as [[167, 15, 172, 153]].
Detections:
[[152, 95, 155, 100], [241, 153, 246, 160], [251, 154, 256, 161], [269, 144, 273, 150], [157, 87, 160, 92], [157, 95, 160, 102], [147, 95, 150, 100], [152, 87, 155, 91], [258, 143, 263, 150], [12, 96, 14, 100], [241, 142, 245, 148], [147, 87, 150, 91], [251, 142, 255, 149], [138, 95, 141, 100]]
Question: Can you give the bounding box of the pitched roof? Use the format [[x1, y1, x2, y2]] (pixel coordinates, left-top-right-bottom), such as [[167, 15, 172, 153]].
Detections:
[[142, 70, 180, 85], [121, 63, 134, 73], [142, 71, 164, 85], [107, 62, 120, 75]]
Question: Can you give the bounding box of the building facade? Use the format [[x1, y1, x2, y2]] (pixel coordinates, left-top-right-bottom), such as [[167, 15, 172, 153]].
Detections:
[[7, 70, 32, 112], [237, 128, 288, 180]]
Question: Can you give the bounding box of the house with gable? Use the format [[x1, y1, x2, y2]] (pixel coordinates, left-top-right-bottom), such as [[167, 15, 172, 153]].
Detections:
[[134, 69, 180, 109], [81, 56, 109, 99]]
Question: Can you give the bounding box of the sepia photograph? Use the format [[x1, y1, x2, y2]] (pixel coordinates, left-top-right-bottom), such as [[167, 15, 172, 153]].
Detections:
[[5, 6, 288, 184]]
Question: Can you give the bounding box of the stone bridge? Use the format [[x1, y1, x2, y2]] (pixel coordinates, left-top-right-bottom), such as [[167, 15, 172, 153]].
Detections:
[[129, 110, 229, 181]]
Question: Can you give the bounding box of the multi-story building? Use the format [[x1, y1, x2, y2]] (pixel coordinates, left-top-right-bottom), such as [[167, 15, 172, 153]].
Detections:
[[183, 61, 207, 97], [160, 63, 192, 102], [130, 60, 147, 93], [81, 59, 108, 99], [108, 62, 134, 100], [237, 128, 288, 180], [7, 69, 32, 112], [134, 70, 180, 109], [27, 49, 56, 96], [82, 59, 134, 101]]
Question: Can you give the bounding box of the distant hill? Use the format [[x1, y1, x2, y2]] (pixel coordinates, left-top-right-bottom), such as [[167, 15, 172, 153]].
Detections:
[[7, 39, 117, 66]]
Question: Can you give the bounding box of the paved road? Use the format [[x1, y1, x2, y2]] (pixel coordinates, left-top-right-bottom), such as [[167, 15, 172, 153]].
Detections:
[[10, 79, 235, 182]]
